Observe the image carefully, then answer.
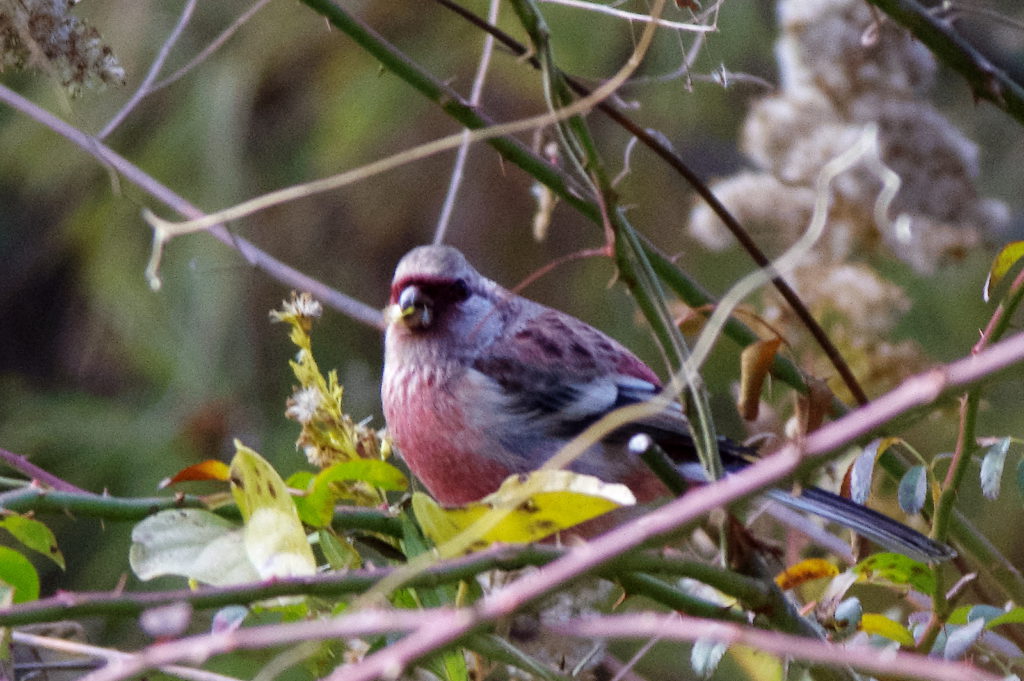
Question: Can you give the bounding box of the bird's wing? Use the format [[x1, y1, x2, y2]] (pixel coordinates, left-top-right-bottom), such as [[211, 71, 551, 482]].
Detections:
[[468, 307, 692, 448]]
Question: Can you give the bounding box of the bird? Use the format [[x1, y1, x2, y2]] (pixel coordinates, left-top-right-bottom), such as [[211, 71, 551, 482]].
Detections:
[[381, 245, 955, 562]]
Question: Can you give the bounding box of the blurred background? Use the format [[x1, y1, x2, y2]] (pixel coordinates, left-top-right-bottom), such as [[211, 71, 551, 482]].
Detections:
[[1, 0, 1023, 663]]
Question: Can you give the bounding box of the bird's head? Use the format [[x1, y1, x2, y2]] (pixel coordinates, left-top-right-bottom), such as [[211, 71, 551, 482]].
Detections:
[[385, 246, 506, 352]]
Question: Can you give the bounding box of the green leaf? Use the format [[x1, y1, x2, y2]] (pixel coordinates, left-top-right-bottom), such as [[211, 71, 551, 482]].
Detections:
[[897, 465, 927, 515], [286, 470, 316, 489], [399, 513, 461, 610], [983, 240, 1024, 302], [299, 459, 409, 528], [318, 528, 360, 570], [129, 509, 259, 585], [946, 605, 973, 625], [230, 442, 317, 579], [986, 607, 1024, 628], [853, 552, 936, 596], [422, 647, 469, 681], [980, 437, 1010, 500], [0, 546, 40, 603], [0, 513, 64, 569]]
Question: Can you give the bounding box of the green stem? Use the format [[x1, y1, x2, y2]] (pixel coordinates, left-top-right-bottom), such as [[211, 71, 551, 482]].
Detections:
[[934, 394, 978, 544], [617, 573, 747, 622], [0, 487, 403, 536], [615, 222, 723, 479], [0, 543, 770, 627]]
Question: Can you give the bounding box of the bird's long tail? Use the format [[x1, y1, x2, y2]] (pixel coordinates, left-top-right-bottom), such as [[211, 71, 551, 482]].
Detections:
[[674, 455, 956, 562], [765, 485, 956, 563]]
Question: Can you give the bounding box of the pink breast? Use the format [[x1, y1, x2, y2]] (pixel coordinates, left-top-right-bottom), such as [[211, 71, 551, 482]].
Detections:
[[384, 368, 511, 505]]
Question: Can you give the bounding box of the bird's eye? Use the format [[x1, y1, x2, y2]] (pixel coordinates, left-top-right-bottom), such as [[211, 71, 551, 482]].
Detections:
[[450, 279, 470, 302]]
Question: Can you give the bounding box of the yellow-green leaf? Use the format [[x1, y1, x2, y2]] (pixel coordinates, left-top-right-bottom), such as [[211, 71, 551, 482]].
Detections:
[[317, 459, 408, 491], [412, 470, 635, 553], [290, 471, 325, 528], [984, 240, 1024, 302], [230, 441, 316, 579], [860, 613, 915, 646], [0, 514, 64, 569], [0, 546, 39, 603], [293, 460, 408, 528], [946, 605, 973, 625], [774, 558, 839, 591], [423, 647, 469, 681], [730, 645, 784, 681], [852, 552, 936, 596]]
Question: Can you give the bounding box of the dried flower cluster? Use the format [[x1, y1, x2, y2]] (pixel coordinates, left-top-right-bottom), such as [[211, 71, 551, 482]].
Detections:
[[0, 0, 124, 94], [688, 0, 1009, 400], [691, 0, 1008, 271], [271, 292, 388, 476]]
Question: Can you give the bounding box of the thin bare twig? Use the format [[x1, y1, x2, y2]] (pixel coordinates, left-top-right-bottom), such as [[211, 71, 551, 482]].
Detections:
[[433, 0, 500, 245], [97, 0, 198, 140], [100, 0, 276, 137], [625, 1, 721, 87], [537, 0, 714, 31], [151, 0, 276, 93]]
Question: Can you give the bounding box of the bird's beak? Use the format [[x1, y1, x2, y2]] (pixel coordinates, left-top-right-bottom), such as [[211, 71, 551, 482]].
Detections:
[[387, 285, 433, 330]]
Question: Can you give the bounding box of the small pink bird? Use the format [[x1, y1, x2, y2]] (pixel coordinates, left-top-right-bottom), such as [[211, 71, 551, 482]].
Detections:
[[382, 245, 954, 562]]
